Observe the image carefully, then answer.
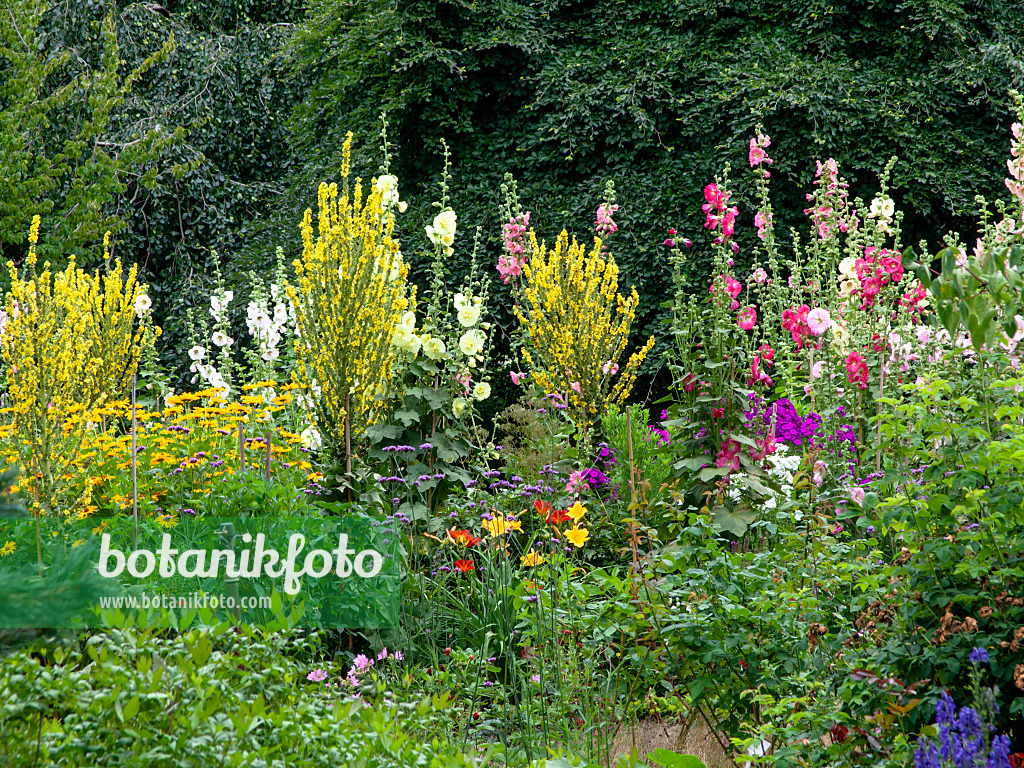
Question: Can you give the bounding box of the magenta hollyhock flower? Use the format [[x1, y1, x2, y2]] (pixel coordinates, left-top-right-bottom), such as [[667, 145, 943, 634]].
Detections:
[[845, 351, 869, 389], [737, 306, 757, 330], [510, 371, 525, 385]]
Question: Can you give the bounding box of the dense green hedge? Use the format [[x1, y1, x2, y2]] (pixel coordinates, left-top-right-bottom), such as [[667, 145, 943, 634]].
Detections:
[[6, 0, 1024, 400]]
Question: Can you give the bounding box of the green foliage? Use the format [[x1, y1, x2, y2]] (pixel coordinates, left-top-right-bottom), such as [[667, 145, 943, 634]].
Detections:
[[0, 624, 479, 766], [0, 0, 185, 267], [284, 0, 1024, 392]]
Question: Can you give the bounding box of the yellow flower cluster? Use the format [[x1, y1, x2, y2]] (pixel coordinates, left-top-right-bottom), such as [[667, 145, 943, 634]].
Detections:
[[288, 134, 413, 456], [2, 217, 148, 509], [0, 385, 313, 520], [516, 230, 654, 420]]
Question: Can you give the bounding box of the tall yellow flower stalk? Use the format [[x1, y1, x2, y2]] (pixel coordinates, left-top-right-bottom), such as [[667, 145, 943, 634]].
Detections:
[[288, 133, 413, 460], [516, 229, 654, 420], [3, 220, 147, 511]]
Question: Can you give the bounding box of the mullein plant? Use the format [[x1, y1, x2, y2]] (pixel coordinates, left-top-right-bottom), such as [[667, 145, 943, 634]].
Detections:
[[287, 131, 414, 478], [2, 219, 151, 513], [507, 180, 654, 430]]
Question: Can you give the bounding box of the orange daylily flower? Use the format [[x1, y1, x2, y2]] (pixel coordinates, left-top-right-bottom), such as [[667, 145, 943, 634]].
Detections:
[[454, 559, 476, 572], [447, 528, 482, 547], [546, 508, 572, 525]]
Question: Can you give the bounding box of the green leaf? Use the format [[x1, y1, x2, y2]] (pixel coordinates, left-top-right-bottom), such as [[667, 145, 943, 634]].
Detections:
[[712, 504, 757, 537], [647, 749, 707, 768]]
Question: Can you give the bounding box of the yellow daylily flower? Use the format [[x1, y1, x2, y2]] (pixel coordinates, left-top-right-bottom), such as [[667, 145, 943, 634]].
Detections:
[[566, 501, 587, 523], [520, 550, 546, 567], [565, 525, 590, 548], [482, 515, 522, 537]]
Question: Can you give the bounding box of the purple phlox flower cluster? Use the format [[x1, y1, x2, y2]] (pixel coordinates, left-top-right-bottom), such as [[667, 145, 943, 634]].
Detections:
[[584, 468, 610, 487], [597, 443, 616, 466], [648, 425, 671, 445]]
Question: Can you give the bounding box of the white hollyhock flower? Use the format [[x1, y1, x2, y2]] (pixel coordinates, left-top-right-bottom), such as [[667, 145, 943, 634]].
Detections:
[[453, 293, 471, 312], [423, 337, 447, 360], [210, 291, 233, 319], [188, 345, 206, 361], [300, 426, 322, 451], [457, 304, 481, 328], [211, 331, 233, 347], [459, 329, 485, 356], [134, 294, 152, 314], [472, 382, 491, 401]]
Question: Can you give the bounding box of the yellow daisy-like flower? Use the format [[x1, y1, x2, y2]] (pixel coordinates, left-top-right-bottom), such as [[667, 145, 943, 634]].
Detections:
[[155, 513, 178, 528], [520, 550, 547, 567], [482, 515, 523, 537], [566, 501, 587, 523], [0, 541, 15, 556], [564, 526, 590, 549]]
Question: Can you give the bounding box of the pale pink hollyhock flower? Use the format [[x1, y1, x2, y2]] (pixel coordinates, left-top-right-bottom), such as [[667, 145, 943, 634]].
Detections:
[[570, 381, 581, 393], [752, 267, 767, 284], [810, 361, 823, 379], [510, 371, 524, 385], [803, 384, 813, 396], [601, 360, 619, 375], [806, 307, 832, 336], [916, 326, 932, 345], [736, 306, 757, 331], [848, 487, 866, 506]]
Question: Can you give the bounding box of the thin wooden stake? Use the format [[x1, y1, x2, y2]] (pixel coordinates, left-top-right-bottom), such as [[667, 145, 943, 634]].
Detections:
[[626, 406, 636, 508], [876, 345, 885, 474], [238, 420, 246, 472], [265, 430, 272, 481], [132, 374, 139, 548], [345, 393, 352, 504]]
